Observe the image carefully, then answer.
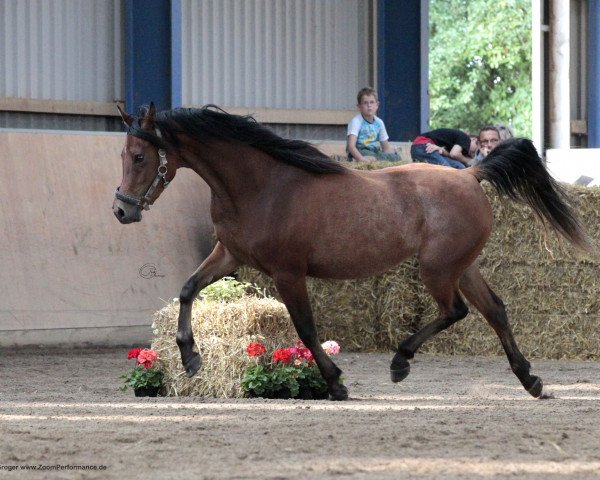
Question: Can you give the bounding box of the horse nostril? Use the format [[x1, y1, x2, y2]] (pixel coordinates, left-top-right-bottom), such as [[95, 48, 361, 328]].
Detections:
[[116, 207, 126, 219]]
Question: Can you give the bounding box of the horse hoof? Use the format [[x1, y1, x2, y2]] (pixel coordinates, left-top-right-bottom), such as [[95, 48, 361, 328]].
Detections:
[[329, 384, 349, 401], [184, 353, 201, 377], [526, 376, 543, 398], [390, 365, 411, 383]]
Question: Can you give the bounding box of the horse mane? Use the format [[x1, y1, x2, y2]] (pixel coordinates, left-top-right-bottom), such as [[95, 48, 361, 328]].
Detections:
[[152, 105, 347, 175]]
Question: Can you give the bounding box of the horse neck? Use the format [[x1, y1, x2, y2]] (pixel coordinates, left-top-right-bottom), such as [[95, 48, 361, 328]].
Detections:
[[181, 141, 287, 204]]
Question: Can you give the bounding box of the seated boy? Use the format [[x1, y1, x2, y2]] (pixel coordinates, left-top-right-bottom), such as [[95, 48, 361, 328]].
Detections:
[[346, 87, 400, 162]]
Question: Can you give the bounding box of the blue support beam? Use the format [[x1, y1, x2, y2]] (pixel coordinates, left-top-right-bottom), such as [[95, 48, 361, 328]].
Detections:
[[589, 0, 600, 147], [125, 0, 181, 112], [171, 0, 182, 108], [377, 0, 428, 141]]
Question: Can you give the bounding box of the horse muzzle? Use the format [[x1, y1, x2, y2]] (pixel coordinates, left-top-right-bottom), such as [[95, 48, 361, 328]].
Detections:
[[113, 198, 143, 224]]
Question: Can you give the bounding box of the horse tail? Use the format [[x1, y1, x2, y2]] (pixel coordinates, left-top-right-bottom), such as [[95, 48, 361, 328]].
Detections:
[[472, 137, 594, 253]]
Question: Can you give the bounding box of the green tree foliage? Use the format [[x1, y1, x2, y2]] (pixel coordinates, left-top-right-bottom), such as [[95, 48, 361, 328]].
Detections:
[[429, 0, 532, 136]]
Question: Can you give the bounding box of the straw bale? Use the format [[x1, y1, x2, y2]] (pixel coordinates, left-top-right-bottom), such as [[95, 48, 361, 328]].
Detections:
[[478, 262, 599, 315], [421, 313, 600, 360], [151, 296, 296, 397], [238, 268, 387, 350], [239, 260, 428, 352], [368, 259, 431, 350]]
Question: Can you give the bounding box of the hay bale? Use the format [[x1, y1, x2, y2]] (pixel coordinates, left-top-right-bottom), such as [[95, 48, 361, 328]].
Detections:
[[410, 185, 600, 360], [151, 296, 297, 397], [239, 261, 424, 352], [237, 269, 384, 350]]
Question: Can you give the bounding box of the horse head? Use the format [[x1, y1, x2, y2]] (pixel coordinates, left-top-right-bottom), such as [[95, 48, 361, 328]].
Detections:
[[113, 103, 175, 224]]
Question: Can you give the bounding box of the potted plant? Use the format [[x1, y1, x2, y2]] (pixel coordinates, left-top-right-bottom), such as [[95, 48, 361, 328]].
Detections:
[[240, 340, 340, 400], [120, 348, 164, 397]]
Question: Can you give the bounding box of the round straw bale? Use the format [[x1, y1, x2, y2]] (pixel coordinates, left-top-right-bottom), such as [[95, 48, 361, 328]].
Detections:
[[152, 296, 296, 397]]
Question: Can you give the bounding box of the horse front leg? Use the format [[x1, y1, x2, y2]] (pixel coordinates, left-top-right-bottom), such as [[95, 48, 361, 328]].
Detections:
[[177, 241, 240, 377], [273, 273, 348, 401]]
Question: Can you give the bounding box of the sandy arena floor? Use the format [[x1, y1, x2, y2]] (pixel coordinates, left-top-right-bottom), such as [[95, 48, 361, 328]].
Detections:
[[1, 347, 599, 479]]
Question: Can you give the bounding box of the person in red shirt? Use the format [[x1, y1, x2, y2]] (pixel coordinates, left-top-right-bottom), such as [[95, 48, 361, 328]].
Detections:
[[410, 128, 478, 169]]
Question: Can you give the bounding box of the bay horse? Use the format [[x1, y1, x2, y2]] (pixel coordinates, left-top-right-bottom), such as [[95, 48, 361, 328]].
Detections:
[[113, 103, 593, 401]]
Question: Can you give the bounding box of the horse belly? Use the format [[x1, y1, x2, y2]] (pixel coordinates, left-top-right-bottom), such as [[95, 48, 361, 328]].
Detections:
[[307, 254, 412, 280], [306, 218, 418, 280]]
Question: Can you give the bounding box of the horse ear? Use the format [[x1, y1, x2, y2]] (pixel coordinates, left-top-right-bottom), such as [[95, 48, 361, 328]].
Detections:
[[141, 102, 157, 129], [117, 104, 134, 127]]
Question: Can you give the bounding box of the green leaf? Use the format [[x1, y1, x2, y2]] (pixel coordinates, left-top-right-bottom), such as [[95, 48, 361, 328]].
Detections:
[[120, 366, 164, 391], [199, 277, 265, 302]]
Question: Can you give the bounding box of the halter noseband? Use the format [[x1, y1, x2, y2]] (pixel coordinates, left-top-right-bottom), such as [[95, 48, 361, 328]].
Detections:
[[115, 126, 171, 211]]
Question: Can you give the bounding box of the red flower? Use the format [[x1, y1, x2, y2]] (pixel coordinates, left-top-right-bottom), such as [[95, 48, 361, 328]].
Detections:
[[297, 347, 313, 361], [127, 348, 142, 360], [246, 342, 266, 357], [137, 349, 158, 366], [142, 361, 153, 369], [294, 341, 313, 362], [272, 348, 293, 364]]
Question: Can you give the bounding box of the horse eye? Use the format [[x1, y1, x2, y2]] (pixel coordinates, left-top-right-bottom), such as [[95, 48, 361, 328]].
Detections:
[[133, 154, 144, 163]]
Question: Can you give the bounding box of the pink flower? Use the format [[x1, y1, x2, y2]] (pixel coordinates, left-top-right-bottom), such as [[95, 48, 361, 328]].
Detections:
[[246, 342, 266, 357], [137, 349, 158, 366], [322, 340, 340, 355]]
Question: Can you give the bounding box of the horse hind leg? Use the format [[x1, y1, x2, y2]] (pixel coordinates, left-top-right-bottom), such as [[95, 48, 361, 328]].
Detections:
[[391, 269, 469, 383], [177, 241, 240, 377], [459, 264, 546, 398]]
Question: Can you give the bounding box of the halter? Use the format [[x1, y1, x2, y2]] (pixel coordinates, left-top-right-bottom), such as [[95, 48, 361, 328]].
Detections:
[[115, 126, 171, 211]]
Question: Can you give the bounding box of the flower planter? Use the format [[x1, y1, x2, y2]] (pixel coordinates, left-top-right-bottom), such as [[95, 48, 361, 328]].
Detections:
[[276, 387, 292, 399], [298, 386, 329, 400], [298, 386, 313, 400], [311, 389, 329, 400], [121, 348, 164, 397], [241, 340, 340, 401], [134, 386, 160, 397]]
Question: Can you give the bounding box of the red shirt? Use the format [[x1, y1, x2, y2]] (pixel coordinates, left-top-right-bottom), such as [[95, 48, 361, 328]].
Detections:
[[412, 135, 434, 145]]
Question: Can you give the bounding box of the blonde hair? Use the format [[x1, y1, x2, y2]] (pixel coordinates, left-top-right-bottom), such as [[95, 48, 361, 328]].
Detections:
[[495, 124, 514, 140]]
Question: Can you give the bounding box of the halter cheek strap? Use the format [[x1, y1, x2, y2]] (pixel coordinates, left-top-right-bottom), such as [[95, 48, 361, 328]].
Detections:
[[115, 128, 171, 211]]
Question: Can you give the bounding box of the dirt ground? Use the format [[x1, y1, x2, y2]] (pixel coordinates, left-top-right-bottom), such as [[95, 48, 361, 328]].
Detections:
[[1, 347, 599, 480]]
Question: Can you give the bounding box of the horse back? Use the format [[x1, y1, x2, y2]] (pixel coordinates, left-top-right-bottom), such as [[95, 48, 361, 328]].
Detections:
[[297, 164, 492, 279], [373, 164, 494, 270], [214, 162, 493, 280]]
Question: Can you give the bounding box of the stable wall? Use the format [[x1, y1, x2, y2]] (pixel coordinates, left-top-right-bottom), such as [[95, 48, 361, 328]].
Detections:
[[0, 130, 213, 346]]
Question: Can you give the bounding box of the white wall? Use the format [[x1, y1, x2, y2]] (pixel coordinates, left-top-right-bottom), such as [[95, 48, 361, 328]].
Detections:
[[546, 148, 600, 186]]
